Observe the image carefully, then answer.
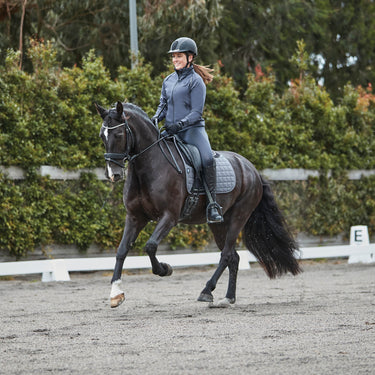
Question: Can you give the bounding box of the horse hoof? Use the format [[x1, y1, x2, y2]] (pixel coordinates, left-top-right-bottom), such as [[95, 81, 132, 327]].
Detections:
[[197, 292, 214, 303], [207, 298, 235, 308], [217, 297, 234, 307], [160, 263, 173, 277], [110, 293, 125, 308]]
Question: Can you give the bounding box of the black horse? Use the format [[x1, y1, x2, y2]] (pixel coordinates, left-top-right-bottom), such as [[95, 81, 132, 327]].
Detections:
[[96, 101, 301, 308]]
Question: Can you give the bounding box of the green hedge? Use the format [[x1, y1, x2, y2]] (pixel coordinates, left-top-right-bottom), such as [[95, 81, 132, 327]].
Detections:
[[1, 41, 375, 259]]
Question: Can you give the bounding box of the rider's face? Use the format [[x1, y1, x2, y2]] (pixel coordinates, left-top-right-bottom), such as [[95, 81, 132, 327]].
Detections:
[[172, 52, 192, 70]]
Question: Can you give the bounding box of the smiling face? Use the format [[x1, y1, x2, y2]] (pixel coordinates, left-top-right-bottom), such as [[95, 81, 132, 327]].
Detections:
[[172, 52, 193, 70]]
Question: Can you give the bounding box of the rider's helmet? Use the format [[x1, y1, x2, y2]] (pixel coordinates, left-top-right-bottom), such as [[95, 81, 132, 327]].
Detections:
[[168, 37, 198, 57]]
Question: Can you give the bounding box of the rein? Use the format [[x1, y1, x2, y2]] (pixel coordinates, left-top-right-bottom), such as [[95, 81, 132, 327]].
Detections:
[[102, 115, 182, 173]]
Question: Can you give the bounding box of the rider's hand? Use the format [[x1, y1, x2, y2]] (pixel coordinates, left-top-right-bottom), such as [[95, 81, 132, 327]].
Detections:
[[150, 116, 158, 127], [165, 122, 183, 134]]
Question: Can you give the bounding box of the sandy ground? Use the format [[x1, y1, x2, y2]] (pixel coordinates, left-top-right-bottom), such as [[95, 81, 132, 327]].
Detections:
[[0, 260, 374, 375]]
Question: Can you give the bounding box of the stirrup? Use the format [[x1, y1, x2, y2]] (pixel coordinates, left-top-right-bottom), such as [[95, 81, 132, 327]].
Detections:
[[206, 202, 224, 224]]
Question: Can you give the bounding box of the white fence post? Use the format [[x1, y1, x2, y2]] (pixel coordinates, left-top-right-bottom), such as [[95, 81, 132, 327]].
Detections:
[[41, 260, 71, 282]]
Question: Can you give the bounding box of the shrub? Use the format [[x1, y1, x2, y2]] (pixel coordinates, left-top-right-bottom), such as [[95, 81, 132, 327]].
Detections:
[[1, 41, 375, 259]]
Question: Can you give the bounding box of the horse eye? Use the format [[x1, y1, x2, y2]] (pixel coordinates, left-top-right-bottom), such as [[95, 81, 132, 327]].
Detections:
[[114, 133, 124, 139]]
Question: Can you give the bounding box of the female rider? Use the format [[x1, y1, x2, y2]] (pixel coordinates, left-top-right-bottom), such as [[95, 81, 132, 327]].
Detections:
[[151, 37, 223, 223]]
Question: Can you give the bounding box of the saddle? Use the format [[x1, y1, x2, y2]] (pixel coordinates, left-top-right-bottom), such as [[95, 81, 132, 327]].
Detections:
[[174, 136, 236, 220]]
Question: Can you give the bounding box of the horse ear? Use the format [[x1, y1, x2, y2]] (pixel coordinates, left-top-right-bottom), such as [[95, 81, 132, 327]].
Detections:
[[116, 101, 124, 115], [94, 102, 108, 119]]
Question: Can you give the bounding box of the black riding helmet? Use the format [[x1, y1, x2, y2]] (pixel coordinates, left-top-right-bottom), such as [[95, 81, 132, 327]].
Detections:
[[168, 37, 198, 56]]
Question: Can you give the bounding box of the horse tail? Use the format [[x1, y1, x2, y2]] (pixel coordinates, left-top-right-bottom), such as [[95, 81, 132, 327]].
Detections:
[[243, 176, 302, 278]]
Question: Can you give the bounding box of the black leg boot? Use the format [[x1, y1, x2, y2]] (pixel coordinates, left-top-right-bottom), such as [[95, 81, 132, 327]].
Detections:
[[203, 161, 224, 223]]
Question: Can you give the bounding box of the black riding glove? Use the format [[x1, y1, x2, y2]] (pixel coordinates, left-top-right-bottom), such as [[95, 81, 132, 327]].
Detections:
[[151, 116, 158, 126], [165, 122, 183, 135]]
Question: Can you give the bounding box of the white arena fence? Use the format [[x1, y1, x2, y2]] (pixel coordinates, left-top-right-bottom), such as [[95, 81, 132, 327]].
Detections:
[[1, 164, 375, 281], [0, 227, 374, 282], [2, 165, 375, 181]]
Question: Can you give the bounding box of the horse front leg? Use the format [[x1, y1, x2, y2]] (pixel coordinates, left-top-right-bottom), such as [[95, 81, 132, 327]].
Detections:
[[110, 214, 147, 308], [145, 214, 177, 277]]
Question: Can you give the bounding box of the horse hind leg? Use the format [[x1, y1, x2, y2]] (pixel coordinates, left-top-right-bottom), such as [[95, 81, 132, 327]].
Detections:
[[198, 247, 239, 306], [219, 250, 239, 306], [197, 255, 227, 303], [197, 222, 235, 303], [198, 199, 254, 305]]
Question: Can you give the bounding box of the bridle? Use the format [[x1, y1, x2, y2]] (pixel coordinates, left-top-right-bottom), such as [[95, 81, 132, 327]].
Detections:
[[102, 112, 182, 173], [102, 118, 134, 168]]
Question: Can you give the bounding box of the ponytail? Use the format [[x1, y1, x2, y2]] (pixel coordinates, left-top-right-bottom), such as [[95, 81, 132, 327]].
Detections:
[[193, 64, 214, 85]]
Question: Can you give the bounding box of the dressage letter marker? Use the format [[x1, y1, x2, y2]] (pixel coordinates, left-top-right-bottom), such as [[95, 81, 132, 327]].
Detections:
[[348, 225, 374, 263]]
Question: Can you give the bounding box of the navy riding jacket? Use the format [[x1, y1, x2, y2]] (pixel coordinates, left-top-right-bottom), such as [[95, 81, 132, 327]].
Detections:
[[154, 66, 206, 130]]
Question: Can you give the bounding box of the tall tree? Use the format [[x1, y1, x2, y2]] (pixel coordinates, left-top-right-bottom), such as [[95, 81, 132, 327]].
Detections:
[[215, 0, 375, 99], [138, 0, 223, 72], [0, 0, 133, 74], [214, 0, 330, 90], [1, 0, 375, 100], [320, 0, 375, 99]]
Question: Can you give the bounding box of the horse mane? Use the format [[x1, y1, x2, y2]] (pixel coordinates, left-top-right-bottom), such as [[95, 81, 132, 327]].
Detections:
[[122, 103, 153, 125], [120, 102, 159, 134]]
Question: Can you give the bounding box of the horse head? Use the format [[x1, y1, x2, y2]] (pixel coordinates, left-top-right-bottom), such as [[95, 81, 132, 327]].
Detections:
[[96, 101, 129, 182]]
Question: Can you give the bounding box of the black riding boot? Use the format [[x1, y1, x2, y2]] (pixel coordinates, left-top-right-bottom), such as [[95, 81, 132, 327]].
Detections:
[[203, 161, 224, 224]]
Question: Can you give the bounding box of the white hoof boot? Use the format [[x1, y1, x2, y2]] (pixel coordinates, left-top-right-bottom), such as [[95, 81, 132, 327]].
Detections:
[[110, 280, 125, 308]]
